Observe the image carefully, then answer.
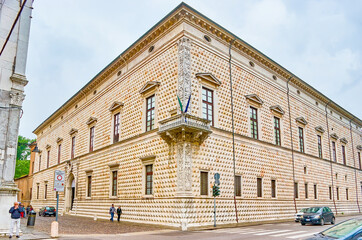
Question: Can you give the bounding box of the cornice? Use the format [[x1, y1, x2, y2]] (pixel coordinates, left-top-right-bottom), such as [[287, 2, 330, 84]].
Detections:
[[33, 3, 362, 135]]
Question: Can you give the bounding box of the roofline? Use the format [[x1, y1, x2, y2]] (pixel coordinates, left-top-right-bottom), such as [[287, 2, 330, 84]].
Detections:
[[33, 2, 362, 134]]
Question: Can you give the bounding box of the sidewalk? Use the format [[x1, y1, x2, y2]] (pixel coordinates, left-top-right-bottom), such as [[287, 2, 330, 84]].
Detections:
[[0, 219, 50, 240]]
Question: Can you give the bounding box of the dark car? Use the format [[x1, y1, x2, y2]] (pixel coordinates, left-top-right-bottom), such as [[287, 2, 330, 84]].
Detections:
[[305, 218, 362, 240], [39, 206, 56, 217], [300, 206, 335, 226]]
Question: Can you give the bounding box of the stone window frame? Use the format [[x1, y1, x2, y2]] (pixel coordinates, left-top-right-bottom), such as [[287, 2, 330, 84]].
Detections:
[[271, 178, 277, 199], [196, 73, 221, 128], [336, 186, 340, 200], [140, 155, 156, 199], [56, 137, 63, 165], [270, 105, 284, 146], [109, 101, 124, 144], [298, 127, 305, 153], [256, 177, 263, 198], [140, 82, 160, 133], [200, 170, 210, 197], [329, 186, 332, 200], [145, 95, 156, 131], [38, 151, 42, 172], [235, 175, 242, 197], [346, 188, 349, 200], [304, 182, 309, 199], [108, 163, 119, 199], [358, 152, 361, 170], [36, 183, 40, 200], [317, 135, 323, 159], [314, 184, 318, 200], [296, 117, 307, 153], [332, 141, 337, 162], [69, 128, 78, 159], [246, 94, 263, 141], [46, 148, 51, 169], [201, 86, 214, 126], [294, 181, 299, 199], [85, 170, 93, 199], [86, 117, 97, 152], [44, 181, 48, 200]]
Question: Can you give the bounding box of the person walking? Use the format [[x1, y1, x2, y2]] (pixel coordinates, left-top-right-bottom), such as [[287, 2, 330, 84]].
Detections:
[[117, 206, 122, 222], [19, 204, 25, 218], [9, 202, 24, 238], [109, 204, 116, 222]]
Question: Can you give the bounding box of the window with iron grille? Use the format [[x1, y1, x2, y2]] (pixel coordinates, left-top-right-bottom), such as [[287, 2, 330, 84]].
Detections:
[[38, 155, 41, 171], [329, 186, 332, 200], [200, 171, 208, 196], [37, 185, 39, 199], [314, 184, 317, 199], [235, 176, 241, 197], [298, 127, 304, 153], [274, 117, 281, 145], [332, 141, 337, 162], [342, 145, 346, 165], [112, 171, 117, 197], [202, 87, 214, 126], [145, 164, 153, 195], [305, 183, 308, 199], [294, 182, 299, 198], [346, 188, 349, 200], [44, 184, 47, 199], [359, 152, 361, 169], [271, 179, 276, 198], [113, 113, 120, 143], [58, 144, 61, 164], [250, 107, 258, 139], [89, 126, 94, 152], [317, 135, 322, 158], [47, 150, 50, 168], [87, 175, 92, 197], [71, 136, 76, 159], [146, 95, 155, 131], [257, 178, 262, 197]]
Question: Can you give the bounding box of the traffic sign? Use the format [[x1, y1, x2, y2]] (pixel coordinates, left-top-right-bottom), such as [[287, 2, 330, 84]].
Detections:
[[214, 173, 220, 185], [54, 170, 65, 192]]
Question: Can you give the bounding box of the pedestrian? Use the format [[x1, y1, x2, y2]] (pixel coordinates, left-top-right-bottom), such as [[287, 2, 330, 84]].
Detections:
[[19, 205, 25, 218], [26, 205, 30, 216], [109, 204, 116, 222], [9, 202, 23, 238], [117, 206, 122, 222]]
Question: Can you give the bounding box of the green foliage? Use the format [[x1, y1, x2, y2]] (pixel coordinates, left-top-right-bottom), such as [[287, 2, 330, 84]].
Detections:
[[14, 135, 35, 179]]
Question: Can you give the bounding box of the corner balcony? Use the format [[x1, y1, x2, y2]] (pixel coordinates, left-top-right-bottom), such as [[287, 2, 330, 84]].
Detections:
[[158, 113, 212, 144]]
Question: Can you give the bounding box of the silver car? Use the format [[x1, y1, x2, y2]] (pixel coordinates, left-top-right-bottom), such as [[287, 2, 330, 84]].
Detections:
[[295, 208, 309, 222]]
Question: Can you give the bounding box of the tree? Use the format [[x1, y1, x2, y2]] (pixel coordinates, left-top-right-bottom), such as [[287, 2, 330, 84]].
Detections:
[[14, 135, 35, 179]]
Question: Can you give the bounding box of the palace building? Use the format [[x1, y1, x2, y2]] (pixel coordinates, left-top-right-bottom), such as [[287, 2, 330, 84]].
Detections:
[[30, 3, 362, 229]]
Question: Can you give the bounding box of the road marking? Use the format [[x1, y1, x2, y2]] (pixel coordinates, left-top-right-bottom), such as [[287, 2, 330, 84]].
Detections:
[[226, 229, 265, 234], [254, 230, 292, 235], [272, 231, 306, 237], [286, 232, 319, 239]]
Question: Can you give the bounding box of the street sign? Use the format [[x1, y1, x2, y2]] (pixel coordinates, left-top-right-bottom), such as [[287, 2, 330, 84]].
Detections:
[[214, 173, 220, 185], [54, 170, 65, 192]]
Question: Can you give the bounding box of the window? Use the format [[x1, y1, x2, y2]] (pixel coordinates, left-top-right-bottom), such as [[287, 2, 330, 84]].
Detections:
[[235, 176, 241, 197], [30, 188, 32, 200], [250, 107, 258, 139], [329, 186, 332, 200], [58, 144, 61, 164], [359, 152, 361, 169], [332, 141, 337, 162], [305, 183, 308, 199], [202, 87, 214, 126], [274, 117, 281, 146], [336, 187, 339, 200], [87, 175, 92, 197], [298, 127, 304, 153], [341, 145, 346, 165], [346, 188, 349, 200], [304, 166, 307, 174], [257, 178, 262, 197], [314, 184, 317, 199], [200, 171, 208, 196], [71, 136, 76, 159], [113, 113, 120, 143], [145, 164, 153, 195], [39, 155, 42, 171], [271, 179, 276, 198], [47, 150, 50, 168], [294, 182, 299, 198], [89, 126, 94, 152], [111, 171, 117, 197], [37, 185, 39, 199], [146, 95, 155, 131], [317, 135, 322, 158], [44, 184, 47, 199]]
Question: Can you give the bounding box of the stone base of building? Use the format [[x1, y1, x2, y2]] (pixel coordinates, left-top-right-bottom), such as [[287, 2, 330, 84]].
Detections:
[[0, 182, 19, 235]]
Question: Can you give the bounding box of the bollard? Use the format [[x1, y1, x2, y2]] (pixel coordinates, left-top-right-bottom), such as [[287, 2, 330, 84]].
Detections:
[[51, 221, 59, 238], [27, 210, 36, 227]]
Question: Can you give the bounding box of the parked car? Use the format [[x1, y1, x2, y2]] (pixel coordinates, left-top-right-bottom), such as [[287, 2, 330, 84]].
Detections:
[[305, 218, 362, 240], [295, 207, 309, 222], [39, 206, 56, 217], [300, 206, 335, 226]]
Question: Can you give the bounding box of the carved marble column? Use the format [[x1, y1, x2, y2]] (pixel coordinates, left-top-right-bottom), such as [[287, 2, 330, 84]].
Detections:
[[178, 37, 192, 113]]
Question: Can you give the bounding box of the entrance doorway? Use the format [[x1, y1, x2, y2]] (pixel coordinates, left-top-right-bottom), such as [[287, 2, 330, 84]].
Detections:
[[71, 179, 75, 210], [65, 173, 75, 212]]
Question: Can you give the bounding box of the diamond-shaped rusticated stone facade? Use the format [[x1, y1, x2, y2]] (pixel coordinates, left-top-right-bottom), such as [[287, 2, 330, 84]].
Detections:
[[31, 3, 362, 230]]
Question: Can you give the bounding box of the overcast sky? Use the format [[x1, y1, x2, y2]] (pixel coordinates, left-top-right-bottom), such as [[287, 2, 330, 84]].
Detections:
[[20, 0, 362, 139]]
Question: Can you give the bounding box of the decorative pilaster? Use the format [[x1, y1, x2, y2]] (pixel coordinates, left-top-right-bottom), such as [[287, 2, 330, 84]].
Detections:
[[177, 37, 192, 113], [176, 141, 193, 196]]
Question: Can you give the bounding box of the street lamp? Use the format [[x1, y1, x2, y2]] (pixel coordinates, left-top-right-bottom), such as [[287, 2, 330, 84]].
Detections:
[[32, 145, 40, 153]]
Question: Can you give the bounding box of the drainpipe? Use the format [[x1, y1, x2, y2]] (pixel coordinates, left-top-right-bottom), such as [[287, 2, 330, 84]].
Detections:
[[349, 117, 361, 213], [286, 76, 297, 213], [325, 101, 338, 215], [228, 38, 238, 223]]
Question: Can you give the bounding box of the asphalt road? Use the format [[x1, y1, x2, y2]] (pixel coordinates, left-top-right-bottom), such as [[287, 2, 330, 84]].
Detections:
[[56, 215, 358, 240]]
